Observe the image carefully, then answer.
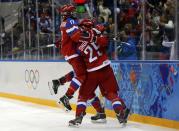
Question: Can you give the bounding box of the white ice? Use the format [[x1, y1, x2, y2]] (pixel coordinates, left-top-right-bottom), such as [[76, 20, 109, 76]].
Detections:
[[0, 97, 178, 131]]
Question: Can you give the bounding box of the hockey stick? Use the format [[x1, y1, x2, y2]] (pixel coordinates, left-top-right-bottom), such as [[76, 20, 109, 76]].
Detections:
[[84, 3, 93, 18]]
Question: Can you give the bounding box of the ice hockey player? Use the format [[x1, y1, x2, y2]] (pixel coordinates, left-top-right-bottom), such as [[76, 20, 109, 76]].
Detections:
[[52, 4, 87, 111], [54, 18, 130, 127], [51, 19, 108, 123]]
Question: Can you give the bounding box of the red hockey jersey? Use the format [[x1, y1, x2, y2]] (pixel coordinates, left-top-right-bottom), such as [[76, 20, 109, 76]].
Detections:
[[60, 17, 81, 61], [77, 29, 110, 72]]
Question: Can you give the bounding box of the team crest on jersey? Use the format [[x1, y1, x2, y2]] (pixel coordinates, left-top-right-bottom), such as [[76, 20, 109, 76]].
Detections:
[[78, 40, 88, 51]]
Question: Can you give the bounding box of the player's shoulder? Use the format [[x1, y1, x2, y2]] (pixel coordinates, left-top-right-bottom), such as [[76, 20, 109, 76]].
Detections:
[[66, 18, 78, 28]]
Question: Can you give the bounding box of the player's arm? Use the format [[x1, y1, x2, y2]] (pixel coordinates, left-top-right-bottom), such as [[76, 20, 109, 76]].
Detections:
[[93, 24, 109, 47], [96, 35, 109, 47], [65, 18, 81, 43]]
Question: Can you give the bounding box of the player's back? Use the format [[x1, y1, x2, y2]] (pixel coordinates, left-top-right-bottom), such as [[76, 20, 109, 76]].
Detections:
[[60, 18, 80, 59], [77, 29, 110, 72]]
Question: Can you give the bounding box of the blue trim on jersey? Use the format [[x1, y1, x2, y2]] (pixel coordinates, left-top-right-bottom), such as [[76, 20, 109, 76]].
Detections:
[[68, 28, 79, 36], [66, 18, 78, 28], [76, 50, 82, 56], [91, 97, 99, 105], [70, 80, 80, 90], [112, 104, 122, 109], [77, 104, 86, 108], [65, 18, 79, 36]]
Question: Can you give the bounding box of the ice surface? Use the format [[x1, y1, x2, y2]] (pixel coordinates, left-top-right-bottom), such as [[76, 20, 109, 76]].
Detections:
[[0, 97, 178, 131]]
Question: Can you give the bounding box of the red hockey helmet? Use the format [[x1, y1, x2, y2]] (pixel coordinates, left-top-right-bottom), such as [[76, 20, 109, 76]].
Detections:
[[59, 4, 76, 16], [80, 18, 94, 28]]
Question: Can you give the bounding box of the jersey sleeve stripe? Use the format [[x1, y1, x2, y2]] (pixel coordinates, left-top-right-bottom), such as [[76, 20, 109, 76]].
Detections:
[[112, 101, 122, 106], [87, 60, 111, 72], [66, 26, 79, 34], [77, 102, 87, 106], [65, 54, 79, 60], [72, 78, 82, 87], [67, 28, 79, 36]]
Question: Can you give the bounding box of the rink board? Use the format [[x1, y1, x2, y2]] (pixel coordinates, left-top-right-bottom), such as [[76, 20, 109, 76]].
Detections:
[[0, 60, 179, 129]]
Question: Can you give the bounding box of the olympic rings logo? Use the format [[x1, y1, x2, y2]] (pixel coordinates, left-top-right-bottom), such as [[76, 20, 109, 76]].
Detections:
[[25, 69, 40, 90]]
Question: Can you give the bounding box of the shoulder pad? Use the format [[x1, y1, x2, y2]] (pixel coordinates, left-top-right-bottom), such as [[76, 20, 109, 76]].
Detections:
[[66, 18, 78, 28]]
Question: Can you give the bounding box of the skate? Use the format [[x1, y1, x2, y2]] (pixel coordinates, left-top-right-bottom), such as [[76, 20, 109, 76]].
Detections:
[[48, 77, 66, 95], [51, 80, 60, 94], [91, 112, 107, 123], [116, 108, 130, 124], [58, 95, 72, 111], [69, 113, 86, 127], [48, 81, 57, 95]]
